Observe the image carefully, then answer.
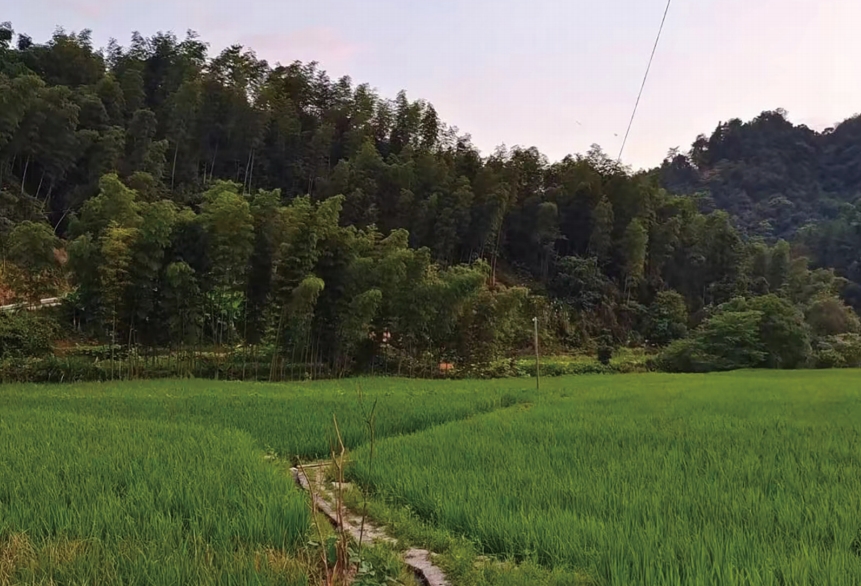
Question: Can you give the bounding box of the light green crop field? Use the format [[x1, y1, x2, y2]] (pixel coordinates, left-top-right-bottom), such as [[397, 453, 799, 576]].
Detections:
[[0, 409, 310, 585], [0, 378, 527, 584], [0, 378, 526, 459], [351, 370, 861, 585], [2, 371, 860, 585]]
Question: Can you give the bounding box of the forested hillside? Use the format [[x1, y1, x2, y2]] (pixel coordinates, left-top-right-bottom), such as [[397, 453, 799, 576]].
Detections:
[[1, 23, 859, 377], [656, 111, 861, 306]]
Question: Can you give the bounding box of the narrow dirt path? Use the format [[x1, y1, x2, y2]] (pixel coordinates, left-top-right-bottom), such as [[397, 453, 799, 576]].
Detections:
[[290, 462, 450, 586]]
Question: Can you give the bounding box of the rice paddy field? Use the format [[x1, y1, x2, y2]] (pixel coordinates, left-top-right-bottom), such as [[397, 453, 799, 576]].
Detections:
[[2, 371, 861, 585], [0, 410, 310, 585]]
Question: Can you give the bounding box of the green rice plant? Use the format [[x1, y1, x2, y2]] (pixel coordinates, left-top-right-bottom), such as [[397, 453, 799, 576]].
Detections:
[[350, 370, 861, 585], [0, 377, 529, 459], [0, 409, 310, 585], [0, 377, 533, 584], [5, 371, 861, 584]]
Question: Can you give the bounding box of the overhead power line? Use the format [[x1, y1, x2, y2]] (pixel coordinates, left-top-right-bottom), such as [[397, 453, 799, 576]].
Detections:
[[617, 0, 673, 163]]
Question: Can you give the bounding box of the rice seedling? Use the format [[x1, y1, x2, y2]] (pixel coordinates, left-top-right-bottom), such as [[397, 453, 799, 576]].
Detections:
[[0, 408, 310, 585], [4, 371, 861, 584], [0, 376, 531, 584], [350, 370, 861, 585], [0, 377, 528, 460]]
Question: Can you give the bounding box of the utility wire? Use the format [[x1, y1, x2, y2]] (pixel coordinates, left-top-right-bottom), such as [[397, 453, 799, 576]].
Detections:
[[617, 0, 673, 163]]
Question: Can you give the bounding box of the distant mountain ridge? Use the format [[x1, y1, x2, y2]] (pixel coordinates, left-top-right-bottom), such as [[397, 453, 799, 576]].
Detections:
[[656, 109, 861, 240]]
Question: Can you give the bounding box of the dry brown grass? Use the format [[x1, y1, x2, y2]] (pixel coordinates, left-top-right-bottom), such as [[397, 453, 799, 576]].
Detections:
[[0, 533, 35, 586], [0, 534, 90, 585], [254, 546, 321, 584], [44, 538, 87, 566], [52, 248, 68, 266]]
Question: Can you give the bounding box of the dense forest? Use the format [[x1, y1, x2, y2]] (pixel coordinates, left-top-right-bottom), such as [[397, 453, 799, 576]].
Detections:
[[657, 111, 861, 306], [1, 23, 859, 378]]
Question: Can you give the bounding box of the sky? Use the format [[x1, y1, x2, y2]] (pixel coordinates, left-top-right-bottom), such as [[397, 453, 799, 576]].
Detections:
[[6, 0, 861, 170]]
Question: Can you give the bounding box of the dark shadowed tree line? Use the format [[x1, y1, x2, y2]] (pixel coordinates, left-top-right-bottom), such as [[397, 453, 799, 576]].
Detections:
[[0, 24, 859, 379]]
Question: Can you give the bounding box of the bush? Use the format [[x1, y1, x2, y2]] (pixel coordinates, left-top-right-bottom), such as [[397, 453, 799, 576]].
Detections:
[[0, 348, 332, 384], [812, 348, 846, 369], [743, 295, 811, 369], [597, 345, 613, 366], [644, 291, 688, 346], [697, 309, 767, 370], [836, 333, 861, 366], [812, 333, 861, 369], [656, 338, 715, 373], [806, 296, 860, 336], [0, 311, 58, 358], [513, 350, 652, 378], [543, 359, 607, 376], [459, 358, 519, 379], [657, 295, 814, 373], [0, 356, 106, 383]]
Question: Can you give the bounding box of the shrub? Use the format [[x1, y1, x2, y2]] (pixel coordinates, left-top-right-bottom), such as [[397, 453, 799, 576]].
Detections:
[[597, 345, 613, 366], [644, 290, 688, 346], [0, 311, 58, 358], [812, 348, 846, 369], [697, 309, 767, 370], [0, 356, 106, 383], [656, 338, 716, 373], [459, 358, 519, 379], [812, 333, 861, 369], [743, 295, 811, 369], [806, 296, 860, 336], [66, 344, 128, 360], [836, 333, 861, 367], [658, 295, 814, 373]]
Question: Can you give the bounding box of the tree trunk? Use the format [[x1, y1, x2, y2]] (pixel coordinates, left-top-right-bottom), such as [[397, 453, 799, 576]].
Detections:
[[171, 142, 179, 189], [248, 149, 255, 194], [270, 304, 287, 382], [314, 327, 323, 379], [110, 310, 117, 381], [20, 156, 30, 195], [243, 149, 252, 193], [208, 142, 219, 184], [491, 225, 503, 288], [35, 171, 45, 203], [241, 298, 248, 381], [44, 181, 54, 211], [127, 317, 134, 380]]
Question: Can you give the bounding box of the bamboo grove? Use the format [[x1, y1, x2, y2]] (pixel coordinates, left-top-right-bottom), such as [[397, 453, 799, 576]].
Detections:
[[1, 24, 859, 376]]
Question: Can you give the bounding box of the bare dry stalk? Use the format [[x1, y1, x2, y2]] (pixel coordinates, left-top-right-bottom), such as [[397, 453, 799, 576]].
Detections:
[[297, 462, 332, 586], [356, 386, 378, 555], [330, 414, 350, 584]]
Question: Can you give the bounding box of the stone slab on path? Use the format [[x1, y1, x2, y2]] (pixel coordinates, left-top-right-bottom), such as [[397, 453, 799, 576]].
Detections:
[[290, 464, 450, 586]]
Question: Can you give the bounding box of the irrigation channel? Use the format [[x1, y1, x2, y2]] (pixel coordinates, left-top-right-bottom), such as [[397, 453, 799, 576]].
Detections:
[[290, 462, 450, 586]]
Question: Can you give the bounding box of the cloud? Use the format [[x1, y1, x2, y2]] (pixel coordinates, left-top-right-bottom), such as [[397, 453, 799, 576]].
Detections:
[[241, 27, 365, 70]]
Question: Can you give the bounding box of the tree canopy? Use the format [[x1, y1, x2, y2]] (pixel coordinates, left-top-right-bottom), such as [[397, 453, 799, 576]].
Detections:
[[0, 23, 858, 376]]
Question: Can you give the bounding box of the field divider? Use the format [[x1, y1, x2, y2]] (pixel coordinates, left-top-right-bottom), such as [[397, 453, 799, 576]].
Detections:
[[291, 462, 450, 586]]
